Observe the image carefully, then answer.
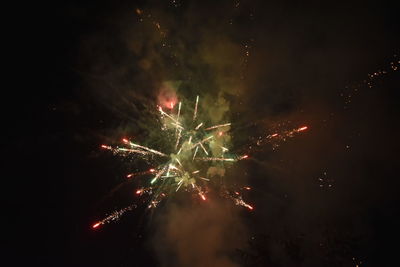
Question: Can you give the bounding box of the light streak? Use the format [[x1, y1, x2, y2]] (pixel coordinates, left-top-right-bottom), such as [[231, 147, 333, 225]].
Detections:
[[195, 122, 203, 130], [199, 142, 209, 155], [205, 123, 231, 131], [159, 106, 179, 124], [175, 129, 182, 150], [297, 126, 308, 131], [193, 95, 199, 121], [195, 157, 236, 162], [192, 146, 199, 160], [127, 141, 167, 157], [92, 222, 101, 229]]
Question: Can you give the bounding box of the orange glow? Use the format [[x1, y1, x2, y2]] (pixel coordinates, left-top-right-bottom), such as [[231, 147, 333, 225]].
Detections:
[[92, 222, 100, 229], [101, 145, 108, 149], [298, 126, 308, 131], [242, 155, 249, 159], [122, 138, 129, 143], [136, 189, 142, 195], [127, 174, 133, 178], [235, 191, 240, 195], [149, 168, 155, 173], [218, 131, 223, 136], [201, 194, 206, 201], [248, 205, 254, 210], [271, 133, 278, 137], [244, 186, 251, 190]]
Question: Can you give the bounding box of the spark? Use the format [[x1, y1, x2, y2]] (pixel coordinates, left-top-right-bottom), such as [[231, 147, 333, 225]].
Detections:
[[199, 143, 209, 155], [193, 95, 199, 121], [196, 157, 236, 162], [195, 122, 203, 130], [92, 222, 101, 229], [255, 124, 309, 149], [159, 106, 180, 124], [205, 123, 231, 131], [92, 205, 135, 229], [177, 101, 182, 118], [221, 146, 229, 152], [127, 141, 167, 157], [175, 129, 182, 150], [192, 146, 199, 160]]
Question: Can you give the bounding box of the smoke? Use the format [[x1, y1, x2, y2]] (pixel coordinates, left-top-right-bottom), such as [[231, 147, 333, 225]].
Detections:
[[152, 200, 246, 267], [75, 1, 308, 265]]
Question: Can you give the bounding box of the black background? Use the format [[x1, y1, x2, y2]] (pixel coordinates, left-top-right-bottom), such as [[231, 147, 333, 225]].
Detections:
[[8, 0, 400, 266]]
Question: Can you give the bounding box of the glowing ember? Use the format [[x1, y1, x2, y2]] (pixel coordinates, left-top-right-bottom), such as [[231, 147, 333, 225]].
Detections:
[[92, 222, 100, 229]]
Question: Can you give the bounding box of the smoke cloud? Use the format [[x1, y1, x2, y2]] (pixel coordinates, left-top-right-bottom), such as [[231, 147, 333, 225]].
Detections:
[[152, 200, 246, 267]]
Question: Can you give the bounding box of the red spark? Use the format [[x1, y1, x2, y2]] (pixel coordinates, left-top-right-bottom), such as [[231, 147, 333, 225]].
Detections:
[[136, 189, 142, 195], [92, 222, 100, 229], [235, 191, 240, 195], [101, 145, 108, 149], [248, 205, 254, 210], [242, 155, 249, 159], [244, 186, 251, 190], [298, 126, 308, 131], [122, 138, 129, 143], [126, 174, 133, 178], [271, 133, 278, 137]]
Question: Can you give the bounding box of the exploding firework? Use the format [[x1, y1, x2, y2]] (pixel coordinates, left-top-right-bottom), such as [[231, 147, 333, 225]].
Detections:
[[93, 96, 253, 229]]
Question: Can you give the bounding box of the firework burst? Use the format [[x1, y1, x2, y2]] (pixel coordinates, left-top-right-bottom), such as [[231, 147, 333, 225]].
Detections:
[[93, 96, 252, 229]]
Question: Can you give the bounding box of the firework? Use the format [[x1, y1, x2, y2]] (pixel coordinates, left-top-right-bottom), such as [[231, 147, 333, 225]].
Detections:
[[93, 96, 252, 229], [254, 125, 309, 150], [92, 205, 136, 229]]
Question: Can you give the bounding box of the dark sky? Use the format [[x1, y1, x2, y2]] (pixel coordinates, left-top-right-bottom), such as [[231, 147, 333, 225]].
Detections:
[[10, 0, 400, 266]]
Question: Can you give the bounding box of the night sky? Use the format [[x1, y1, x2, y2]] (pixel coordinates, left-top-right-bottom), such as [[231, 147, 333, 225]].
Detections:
[[10, 0, 400, 266]]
